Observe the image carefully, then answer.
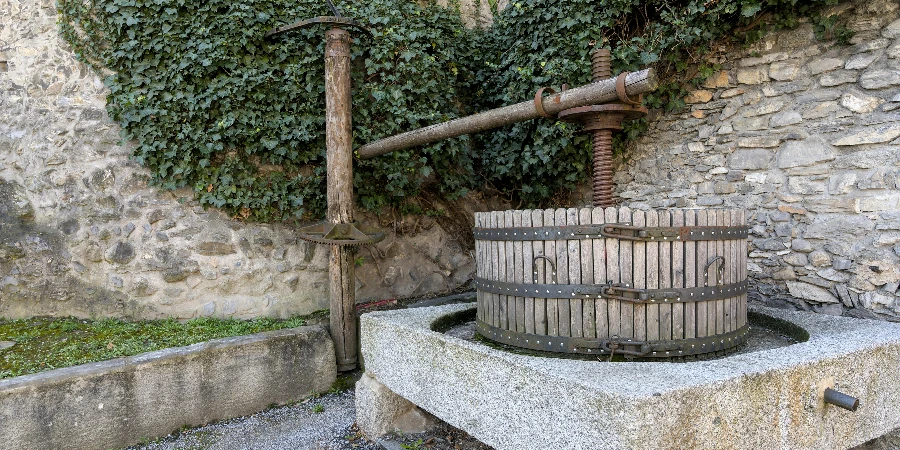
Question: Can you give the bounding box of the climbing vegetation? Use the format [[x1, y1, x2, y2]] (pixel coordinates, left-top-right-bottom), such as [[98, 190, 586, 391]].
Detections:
[[58, 0, 849, 219]]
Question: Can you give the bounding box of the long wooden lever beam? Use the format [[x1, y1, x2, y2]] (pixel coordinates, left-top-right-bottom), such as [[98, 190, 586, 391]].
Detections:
[[356, 68, 657, 159]]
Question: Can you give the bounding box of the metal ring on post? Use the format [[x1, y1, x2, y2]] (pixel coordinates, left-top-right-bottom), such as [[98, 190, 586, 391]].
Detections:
[[533, 87, 557, 118], [615, 72, 643, 106]]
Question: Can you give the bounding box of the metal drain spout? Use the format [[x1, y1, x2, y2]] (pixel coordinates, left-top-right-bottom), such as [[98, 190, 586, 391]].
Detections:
[[824, 388, 859, 411]]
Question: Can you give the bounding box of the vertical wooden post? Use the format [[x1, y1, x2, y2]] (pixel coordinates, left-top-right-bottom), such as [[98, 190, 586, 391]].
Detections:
[[324, 27, 357, 372]]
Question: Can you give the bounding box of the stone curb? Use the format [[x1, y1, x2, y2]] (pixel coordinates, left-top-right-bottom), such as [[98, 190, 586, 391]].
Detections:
[[0, 325, 337, 450]]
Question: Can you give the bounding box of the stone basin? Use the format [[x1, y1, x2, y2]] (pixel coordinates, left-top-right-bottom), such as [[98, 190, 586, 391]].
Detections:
[[357, 303, 900, 450]]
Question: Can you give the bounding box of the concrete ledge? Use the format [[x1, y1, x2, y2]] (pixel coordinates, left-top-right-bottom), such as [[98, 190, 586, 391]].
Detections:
[[360, 303, 900, 450], [0, 325, 336, 450]]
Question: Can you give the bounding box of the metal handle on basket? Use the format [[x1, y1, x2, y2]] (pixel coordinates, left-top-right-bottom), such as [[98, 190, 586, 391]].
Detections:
[[532, 255, 557, 284], [703, 256, 725, 286]]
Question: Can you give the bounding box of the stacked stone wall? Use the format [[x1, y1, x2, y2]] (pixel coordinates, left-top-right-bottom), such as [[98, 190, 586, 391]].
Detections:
[[2, 0, 899, 321], [0, 0, 476, 319], [613, 0, 900, 319]]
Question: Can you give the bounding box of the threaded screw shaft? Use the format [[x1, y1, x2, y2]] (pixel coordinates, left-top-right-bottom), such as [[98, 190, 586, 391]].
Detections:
[[589, 48, 615, 208]]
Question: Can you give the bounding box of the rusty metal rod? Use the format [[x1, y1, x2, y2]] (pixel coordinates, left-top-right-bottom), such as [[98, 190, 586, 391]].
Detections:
[[356, 68, 657, 159], [824, 388, 859, 411]]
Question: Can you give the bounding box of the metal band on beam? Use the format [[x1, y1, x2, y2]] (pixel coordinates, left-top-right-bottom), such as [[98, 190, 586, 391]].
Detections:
[[476, 321, 750, 357], [474, 278, 748, 302], [473, 224, 750, 241]]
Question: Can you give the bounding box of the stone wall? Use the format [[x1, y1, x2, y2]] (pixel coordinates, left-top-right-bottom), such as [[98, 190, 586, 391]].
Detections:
[[613, 0, 900, 319], [434, 0, 509, 27], [3, 0, 899, 321], [0, 0, 477, 319]]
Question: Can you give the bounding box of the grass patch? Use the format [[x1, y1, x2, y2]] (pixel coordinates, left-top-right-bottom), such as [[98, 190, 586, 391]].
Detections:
[[0, 312, 326, 379]]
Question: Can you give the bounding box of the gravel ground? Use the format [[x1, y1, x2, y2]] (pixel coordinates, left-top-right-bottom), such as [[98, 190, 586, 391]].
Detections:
[[127, 389, 379, 450], [125, 372, 493, 450]]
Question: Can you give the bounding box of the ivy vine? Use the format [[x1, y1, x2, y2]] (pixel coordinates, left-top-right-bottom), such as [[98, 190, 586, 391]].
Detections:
[[58, 0, 849, 221], [466, 0, 849, 203]]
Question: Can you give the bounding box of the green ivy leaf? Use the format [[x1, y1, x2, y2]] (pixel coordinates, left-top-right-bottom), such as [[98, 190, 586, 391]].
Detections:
[[741, 2, 762, 17], [57, 0, 844, 220]]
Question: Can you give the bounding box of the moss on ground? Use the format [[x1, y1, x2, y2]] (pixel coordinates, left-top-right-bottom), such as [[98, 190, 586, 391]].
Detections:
[[0, 311, 326, 379]]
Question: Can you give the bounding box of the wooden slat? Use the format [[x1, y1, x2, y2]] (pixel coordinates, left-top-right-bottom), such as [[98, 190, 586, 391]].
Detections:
[[488, 211, 496, 328], [692, 209, 705, 338], [619, 206, 634, 340], [723, 210, 733, 333], [496, 211, 508, 330], [505, 210, 516, 330], [522, 210, 535, 335], [733, 208, 739, 329], [487, 212, 493, 325], [533, 210, 547, 335], [474, 213, 480, 323], [581, 208, 596, 339], [730, 209, 741, 330], [605, 207, 620, 339], [481, 212, 488, 325], [740, 209, 747, 328], [488, 211, 497, 327], [671, 209, 684, 341], [632, 210, 646, 342], [720, 210, 728, 334], [730, 209, 738, 331], [567, 208, 582, 338], [476, 213, 484, 324], [545, 209, 559, 336], [513, 210, 526, 333], [485, 212, 492, 326], [708, 210, 718, 334], [646, 210, 659, 342], [657, 210, 672, 341], [555, 208, 571, 337], [592, 207, 609, 340], [711, 210, 723, 335], [696, 209, 711, 337], [490, 211, 498, 327], [482, 212, 487, 326], [703, 210, 716, 336]]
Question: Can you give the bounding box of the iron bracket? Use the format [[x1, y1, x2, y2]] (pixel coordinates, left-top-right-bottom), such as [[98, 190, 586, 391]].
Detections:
[[297, 221, 385, 247], [594, 224, 748, 241]]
